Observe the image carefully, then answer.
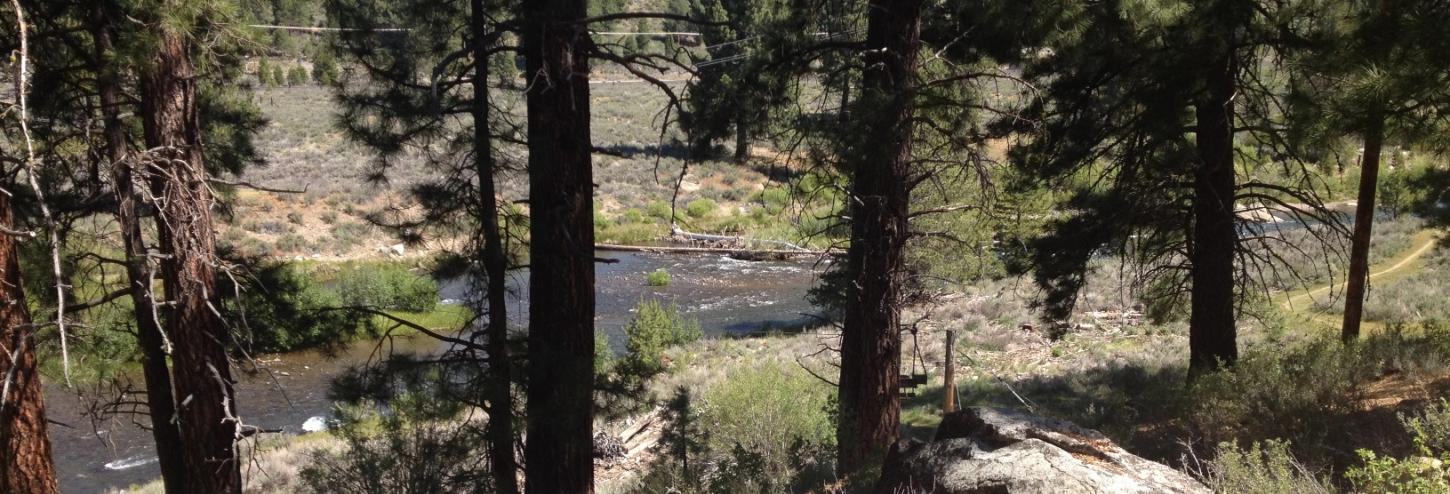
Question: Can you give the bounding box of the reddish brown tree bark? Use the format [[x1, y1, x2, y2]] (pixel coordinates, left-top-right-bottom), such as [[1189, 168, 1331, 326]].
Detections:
[[90, 5, 190, 491], [139, 23, 242, 494], [521, 0, 596, 491], [837, 0, 922, 475], [1342, 118, 1385, 343], [0, 192, 59, 494]]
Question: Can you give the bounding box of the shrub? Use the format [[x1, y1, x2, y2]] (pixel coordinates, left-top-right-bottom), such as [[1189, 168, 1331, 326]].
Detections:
[[249, 219, 292, 235], [701, 361, 836, 490], [646, 268, 670, 287], [336, 263, 439, 312], [1346, 449, 1450, 494], [685, 198, 716, 218], [300, 399, 491, 493], [276, 233, 311, 253], [647, 200, 673, 221], [1199, 440, 1332, 494], [330, 221, 372, 251], [621, 298, 701, 376], [759, 187, 790, 214], [225, 262, 367, 353], [1403, 399, 1450, 454], [287, 212, 305, 225], [595, 329, 613, 376], [286, 65, 309, 86], [1344, 399, 1450, 493]]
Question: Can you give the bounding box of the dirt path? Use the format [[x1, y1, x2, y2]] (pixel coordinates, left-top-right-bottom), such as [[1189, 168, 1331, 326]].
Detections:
[[1281, 228, 1442, 326]]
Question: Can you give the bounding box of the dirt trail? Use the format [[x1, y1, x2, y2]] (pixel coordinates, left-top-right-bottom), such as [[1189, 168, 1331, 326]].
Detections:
[[1281, 228, 1442, 326]]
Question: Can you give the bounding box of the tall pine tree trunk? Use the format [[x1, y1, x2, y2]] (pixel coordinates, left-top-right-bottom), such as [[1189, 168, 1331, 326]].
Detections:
[[521, 0, 595, 491], [733, 114, 749, 162], [837, 0, 921, 474], [91, 6, 190, 491], [469, 2, 518, 491], [140, 25, 242, 494], [1342, 117, 1385, 342], [1189, 52, 1239, 374], [0, 192, 58, 494]]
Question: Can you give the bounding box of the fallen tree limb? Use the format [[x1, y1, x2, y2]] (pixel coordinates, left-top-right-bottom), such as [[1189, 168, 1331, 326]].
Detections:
[[668, 224, 813, 251], [594, 242, 830, 257]]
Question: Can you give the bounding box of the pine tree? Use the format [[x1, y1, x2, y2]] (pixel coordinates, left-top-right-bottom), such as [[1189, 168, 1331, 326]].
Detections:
[[834, 0, 923, 472], [326, 0, 520, 489], [1286, 1, 1450, 342], [257, 56, 274, 85], [659, 387, 706, 480], [1007, 0, 1346, 374], [311, 49, 339, 85], [87, 3, 193, 490], [0, 190, 56, 494], [0, 123, 58, 494], [680, 0, 788, 162], [520, 0, 596, 489], [139, 7, 244, 491], [286, 64, 308, 86]]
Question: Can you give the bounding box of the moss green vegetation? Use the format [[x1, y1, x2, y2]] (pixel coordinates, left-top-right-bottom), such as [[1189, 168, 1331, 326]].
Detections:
[[620, 299, 701, 377], [36, 255, 457, 382], [645, 269, 670, 287]]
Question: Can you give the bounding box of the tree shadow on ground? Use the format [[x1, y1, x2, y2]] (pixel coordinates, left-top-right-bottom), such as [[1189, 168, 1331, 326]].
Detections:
[[595, 142, 693, 161]]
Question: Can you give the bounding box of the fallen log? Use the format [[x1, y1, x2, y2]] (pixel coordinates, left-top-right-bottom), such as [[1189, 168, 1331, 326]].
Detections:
[[594, 242, 830, 258], [669, 224, 811, 252]]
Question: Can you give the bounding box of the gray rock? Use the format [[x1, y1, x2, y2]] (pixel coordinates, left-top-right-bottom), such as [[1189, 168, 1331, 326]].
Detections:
[[876, 407, 1209, 494]]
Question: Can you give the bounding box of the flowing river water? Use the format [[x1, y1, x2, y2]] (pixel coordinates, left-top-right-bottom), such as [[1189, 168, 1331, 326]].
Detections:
[[44, 251, 827, 493]]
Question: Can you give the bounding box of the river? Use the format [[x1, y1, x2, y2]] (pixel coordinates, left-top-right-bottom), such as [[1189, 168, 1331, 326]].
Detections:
[[44, 250, 827, 493]]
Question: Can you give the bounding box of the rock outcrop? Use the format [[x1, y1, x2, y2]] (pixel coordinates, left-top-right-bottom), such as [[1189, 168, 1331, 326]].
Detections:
[[876, 407, 1209, 494]]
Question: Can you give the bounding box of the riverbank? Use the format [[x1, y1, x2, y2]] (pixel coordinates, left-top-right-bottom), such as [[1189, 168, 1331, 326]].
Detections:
[[50, 250, 825, 493], [104, 278, 1450, 492]]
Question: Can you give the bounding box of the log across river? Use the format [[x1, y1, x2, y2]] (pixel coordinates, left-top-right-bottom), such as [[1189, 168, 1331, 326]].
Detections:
[[44, 250, 827, 493]]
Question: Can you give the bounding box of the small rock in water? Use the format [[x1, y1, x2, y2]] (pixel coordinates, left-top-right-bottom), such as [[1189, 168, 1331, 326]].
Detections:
[[302, 416, 331, 433]]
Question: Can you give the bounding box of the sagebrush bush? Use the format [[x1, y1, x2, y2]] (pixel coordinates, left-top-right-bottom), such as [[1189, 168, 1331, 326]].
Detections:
[[1199, 440, 1333, 494], [330, 221, 372, 244], [276, 233, 311, 253]]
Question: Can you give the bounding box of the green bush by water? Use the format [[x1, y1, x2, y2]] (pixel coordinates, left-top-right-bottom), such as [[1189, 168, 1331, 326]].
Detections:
[[646, 268, 671, 287], [337, 263, 438, 312], [621, 298, 701, 377]]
